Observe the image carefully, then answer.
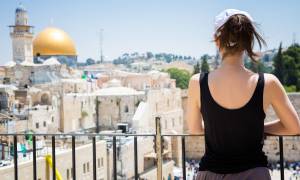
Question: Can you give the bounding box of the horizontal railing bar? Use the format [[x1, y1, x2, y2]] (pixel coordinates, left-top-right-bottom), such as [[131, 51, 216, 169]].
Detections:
[[0, 133, 156, 136], [0, 133, 298, 137], [162, 134, 300, 137]]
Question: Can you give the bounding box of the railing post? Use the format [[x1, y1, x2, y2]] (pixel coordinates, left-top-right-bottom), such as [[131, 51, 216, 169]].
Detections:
[[52, 136, 56, 180], [113, 136, 117, 180], [72, 136, 76, 180], [13, 135, 18, 180], [155, 116, 162, 180], [279, 136, 284, 180], [92, 136, 97, 180], [134, 136, 139, 180], [33, 135, 37, 180], [181, 136, 186, 180]]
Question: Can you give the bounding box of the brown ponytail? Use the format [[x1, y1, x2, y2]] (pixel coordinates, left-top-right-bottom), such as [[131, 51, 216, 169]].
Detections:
[[215, 14, 266, 62]]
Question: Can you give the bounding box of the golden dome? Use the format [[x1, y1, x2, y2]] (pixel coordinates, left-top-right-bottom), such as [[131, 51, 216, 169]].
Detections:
[[33, 27, 77, 56]]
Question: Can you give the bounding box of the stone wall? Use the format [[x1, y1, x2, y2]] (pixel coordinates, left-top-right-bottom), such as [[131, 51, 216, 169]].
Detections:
[[62, 93, 96, 132], [98, 94, 145, 129]]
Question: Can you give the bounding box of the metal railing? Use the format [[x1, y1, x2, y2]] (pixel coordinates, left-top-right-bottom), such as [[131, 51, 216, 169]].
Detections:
[[0, 116, 297, 180]]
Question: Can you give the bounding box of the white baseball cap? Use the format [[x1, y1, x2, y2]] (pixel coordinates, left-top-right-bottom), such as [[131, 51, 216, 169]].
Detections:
[[214, 9, 254, 36]]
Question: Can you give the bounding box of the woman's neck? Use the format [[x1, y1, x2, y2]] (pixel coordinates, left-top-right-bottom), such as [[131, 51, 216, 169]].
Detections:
[[219, 53, 245, 71]]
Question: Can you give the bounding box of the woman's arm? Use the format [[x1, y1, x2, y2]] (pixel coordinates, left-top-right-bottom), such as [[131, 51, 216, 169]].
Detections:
[[264, 74, 300, 135], [186, 74, 204, 135]]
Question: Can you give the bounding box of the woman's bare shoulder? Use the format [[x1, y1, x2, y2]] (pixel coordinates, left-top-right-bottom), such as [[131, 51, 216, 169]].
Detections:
[[188, 73, 201, 91], [263, 73, 282, 88], [190, 73, 201, 82], [263, 73, 285, 99], [188, 73, 201, 106]]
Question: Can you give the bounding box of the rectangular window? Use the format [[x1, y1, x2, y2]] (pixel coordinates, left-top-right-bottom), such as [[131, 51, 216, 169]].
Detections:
[[101, 157, 104, 166], [83, 163, 86, 174], [87, 162, 90, 172], [35, 123, 39, 129], [98, 158, 100, 168], [43, 121, 46, 127]]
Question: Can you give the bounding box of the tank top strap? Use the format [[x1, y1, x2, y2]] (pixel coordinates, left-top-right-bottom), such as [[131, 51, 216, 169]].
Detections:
[[254, 72, 265, 110], [199, 72, 207, 86], [199, 72, 209, 109]]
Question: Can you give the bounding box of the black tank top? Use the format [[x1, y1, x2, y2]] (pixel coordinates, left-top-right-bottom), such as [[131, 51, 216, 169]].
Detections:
[[198, 72, 268, 174]]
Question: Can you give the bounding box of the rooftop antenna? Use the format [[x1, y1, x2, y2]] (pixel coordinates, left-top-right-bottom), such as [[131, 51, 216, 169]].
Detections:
[[292, 32, 297, 45], [99, 28, 104, 63]]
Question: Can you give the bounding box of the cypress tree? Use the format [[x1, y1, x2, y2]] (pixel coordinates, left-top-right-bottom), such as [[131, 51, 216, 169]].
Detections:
[[193, 61, 200, 74], [273, 42, 285, 83], [201, 56, 210, 73]]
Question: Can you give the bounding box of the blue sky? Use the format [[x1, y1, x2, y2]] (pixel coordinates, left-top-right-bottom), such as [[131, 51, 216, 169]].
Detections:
[[0, 0, 299, 64]]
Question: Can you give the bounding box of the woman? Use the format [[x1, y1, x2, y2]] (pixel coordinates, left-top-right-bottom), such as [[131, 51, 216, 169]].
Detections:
[[187, 9, 300, 179]]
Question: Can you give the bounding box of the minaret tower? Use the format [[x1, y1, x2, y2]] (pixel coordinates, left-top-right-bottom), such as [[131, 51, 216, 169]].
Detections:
[[9, 3, 34, 63]]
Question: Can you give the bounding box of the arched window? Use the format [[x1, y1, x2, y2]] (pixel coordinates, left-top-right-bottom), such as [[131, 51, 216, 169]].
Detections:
[[41, 93, 50, 105]]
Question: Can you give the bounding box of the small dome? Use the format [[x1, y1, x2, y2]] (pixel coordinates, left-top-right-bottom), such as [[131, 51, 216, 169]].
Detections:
[[43, 57, 61, 65], [33, 27, 77, 56]]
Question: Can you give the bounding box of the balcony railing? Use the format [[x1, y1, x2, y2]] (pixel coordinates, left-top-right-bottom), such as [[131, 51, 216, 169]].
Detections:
[[0, 117, 298, 180]]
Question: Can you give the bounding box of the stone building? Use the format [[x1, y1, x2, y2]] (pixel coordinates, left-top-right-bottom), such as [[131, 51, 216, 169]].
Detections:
[[96, 70, 176, 91], [0, 140, 107, 180], [95, 79, 145, 130]]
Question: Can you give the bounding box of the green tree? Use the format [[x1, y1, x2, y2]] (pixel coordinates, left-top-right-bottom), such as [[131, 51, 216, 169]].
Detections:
[[86, 58, 95, 65], [246, 60, 267, 73], [282, 44, 300, 90], [272, 43, 300, 91], [201, 58, 210, 73], [272, 43, 285, 83], [146, 52, 154, 59], [193, 61, 200, 74], [284, 85, 297, 92], [247, 60, 258, 72], [283, 55, 298, 86], [166, 68, 191, 89]]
